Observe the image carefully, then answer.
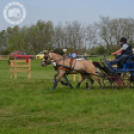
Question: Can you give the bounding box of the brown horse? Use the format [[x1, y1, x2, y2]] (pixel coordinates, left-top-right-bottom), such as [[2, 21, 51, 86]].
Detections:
[[41, 52, 103, 90]]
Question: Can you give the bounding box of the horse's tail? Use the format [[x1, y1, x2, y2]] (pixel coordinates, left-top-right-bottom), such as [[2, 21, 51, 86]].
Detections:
[[93, 61, 111, 73], [92, 61, 108, 73], [92, 61, 102, 69]]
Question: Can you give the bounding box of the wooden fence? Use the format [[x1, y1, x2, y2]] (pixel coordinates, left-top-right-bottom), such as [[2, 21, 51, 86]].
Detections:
[[0, 55, 9, 60], [10, 59, 31, 79]]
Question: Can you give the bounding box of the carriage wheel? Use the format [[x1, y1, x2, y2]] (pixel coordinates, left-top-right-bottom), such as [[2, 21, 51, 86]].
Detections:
[[103, 78, 112, 88], [110, 74, 119, 89], [122, 73, 130, 88]]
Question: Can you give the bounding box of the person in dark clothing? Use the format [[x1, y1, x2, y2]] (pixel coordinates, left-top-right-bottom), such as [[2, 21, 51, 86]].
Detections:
[[109, 37, 132, 69]]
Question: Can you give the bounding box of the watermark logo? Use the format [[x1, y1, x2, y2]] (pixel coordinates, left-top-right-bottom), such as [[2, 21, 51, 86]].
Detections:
[[3, 1, 26, 25]]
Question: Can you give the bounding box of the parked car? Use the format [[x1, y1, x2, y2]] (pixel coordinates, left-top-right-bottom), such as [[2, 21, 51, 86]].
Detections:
[[36, 50, 47, 59], [10, 51, 34, 60]]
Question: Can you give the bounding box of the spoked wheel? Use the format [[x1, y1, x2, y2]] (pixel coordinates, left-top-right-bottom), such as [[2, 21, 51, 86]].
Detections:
[[103, 78, 112, 88], [122, 73, 130, 88], [111, 74, 119, 89]]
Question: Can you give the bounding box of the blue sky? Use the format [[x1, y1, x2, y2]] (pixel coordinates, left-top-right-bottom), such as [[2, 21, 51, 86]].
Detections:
[[0, 0, 134, 31]]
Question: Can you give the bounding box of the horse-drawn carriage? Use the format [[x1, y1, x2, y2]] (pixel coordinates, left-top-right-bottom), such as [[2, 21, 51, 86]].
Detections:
[[94, 54, 134, 89], [42, 51, 134, 90]]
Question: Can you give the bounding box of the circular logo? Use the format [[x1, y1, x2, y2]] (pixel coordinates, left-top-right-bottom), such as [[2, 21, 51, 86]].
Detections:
[[3, 1, 26, 25]]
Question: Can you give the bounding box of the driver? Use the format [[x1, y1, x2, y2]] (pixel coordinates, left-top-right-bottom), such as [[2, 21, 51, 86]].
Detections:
[[108, 37, 132, 69]]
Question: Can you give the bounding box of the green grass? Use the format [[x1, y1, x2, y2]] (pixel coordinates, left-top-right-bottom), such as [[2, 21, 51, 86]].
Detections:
[[0, 58, 134, 134]]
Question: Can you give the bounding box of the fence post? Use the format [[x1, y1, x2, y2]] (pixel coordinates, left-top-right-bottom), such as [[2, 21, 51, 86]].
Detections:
[[10, 62, 13, 79], [79, 74, 82, 81], [73, 74, 82, 82], [28, 60, 31, 79], [14, 58, 17, 79]]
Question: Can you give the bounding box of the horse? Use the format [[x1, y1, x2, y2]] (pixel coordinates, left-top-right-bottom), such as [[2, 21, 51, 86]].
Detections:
[[48, 59, 74, 89], [41, 52, 103, 90]]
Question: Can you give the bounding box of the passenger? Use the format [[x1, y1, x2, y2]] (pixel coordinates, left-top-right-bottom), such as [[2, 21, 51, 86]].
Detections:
[[67, 52, 71, 58], [72, 51, 77, 58], [108, 37, 132, 69]]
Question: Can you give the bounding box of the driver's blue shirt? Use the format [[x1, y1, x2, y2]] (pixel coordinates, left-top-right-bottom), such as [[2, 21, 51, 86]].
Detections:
[[72, 53, 77, 58]]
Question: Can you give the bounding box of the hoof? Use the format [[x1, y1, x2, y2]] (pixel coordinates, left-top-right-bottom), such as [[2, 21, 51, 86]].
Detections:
[[69, 83, 73, 89], [50, 85, 56, 90], [86, 86, 91, 90], [100, 86, 104, 90]]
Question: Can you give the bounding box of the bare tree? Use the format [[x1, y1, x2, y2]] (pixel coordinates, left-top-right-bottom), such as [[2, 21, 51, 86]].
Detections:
[[86, 23, 100, 53]]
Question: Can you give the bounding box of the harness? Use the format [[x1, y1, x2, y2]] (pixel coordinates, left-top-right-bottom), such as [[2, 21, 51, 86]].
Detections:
[[56, 65, 70, 72], [56, 58, 76, 73], [45, 55, 77, 73], [69, 58, 74, 68], [44, 54, 105, 78], [43, 54, 115, 79]]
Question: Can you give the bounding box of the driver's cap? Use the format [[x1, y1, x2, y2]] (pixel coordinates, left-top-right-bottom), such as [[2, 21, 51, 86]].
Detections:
[[119, 37, 127, 43]]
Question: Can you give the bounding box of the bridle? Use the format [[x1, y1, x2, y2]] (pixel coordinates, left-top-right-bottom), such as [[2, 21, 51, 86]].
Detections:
[[42, 55, 51, 65]]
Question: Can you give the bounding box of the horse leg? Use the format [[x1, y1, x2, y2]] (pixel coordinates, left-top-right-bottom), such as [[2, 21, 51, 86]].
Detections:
[[85, 75, 94, 90], [86, 79, 89, 89], [53, 71, 59, 85], [54, 71, 67, 86], [60, 75, 69, 86], [62, 75, 73, 89], [76, 74, 86, 88], [51, 70, 65, 90], [91, 74, 103, 89]]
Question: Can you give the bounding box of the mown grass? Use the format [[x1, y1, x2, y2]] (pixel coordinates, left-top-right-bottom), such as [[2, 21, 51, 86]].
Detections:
[[0, 58, 134, 134]]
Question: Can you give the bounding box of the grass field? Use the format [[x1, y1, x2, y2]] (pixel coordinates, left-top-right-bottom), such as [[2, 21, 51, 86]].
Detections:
[[0, 57, 134, 134]]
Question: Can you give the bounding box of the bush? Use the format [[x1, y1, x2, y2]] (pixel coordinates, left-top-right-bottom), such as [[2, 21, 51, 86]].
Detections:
[[96, 45, 106, 55], [91, 45, 107, 55], [0, 49, 10, 55]]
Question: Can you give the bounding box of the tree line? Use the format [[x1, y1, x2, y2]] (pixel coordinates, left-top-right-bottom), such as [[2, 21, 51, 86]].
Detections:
[[1, 16, 134, 55]]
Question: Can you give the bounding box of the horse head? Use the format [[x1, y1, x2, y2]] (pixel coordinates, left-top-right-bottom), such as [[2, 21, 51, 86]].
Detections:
[[41, 52, 51, 67]]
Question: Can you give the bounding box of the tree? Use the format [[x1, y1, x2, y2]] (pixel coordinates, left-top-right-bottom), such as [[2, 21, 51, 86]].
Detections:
[[86, 23, 100, 54]]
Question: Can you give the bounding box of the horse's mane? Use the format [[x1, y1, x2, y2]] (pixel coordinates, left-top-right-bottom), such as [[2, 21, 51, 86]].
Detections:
[[53, 48, 64, 56], [49, 52, 63, 57]]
